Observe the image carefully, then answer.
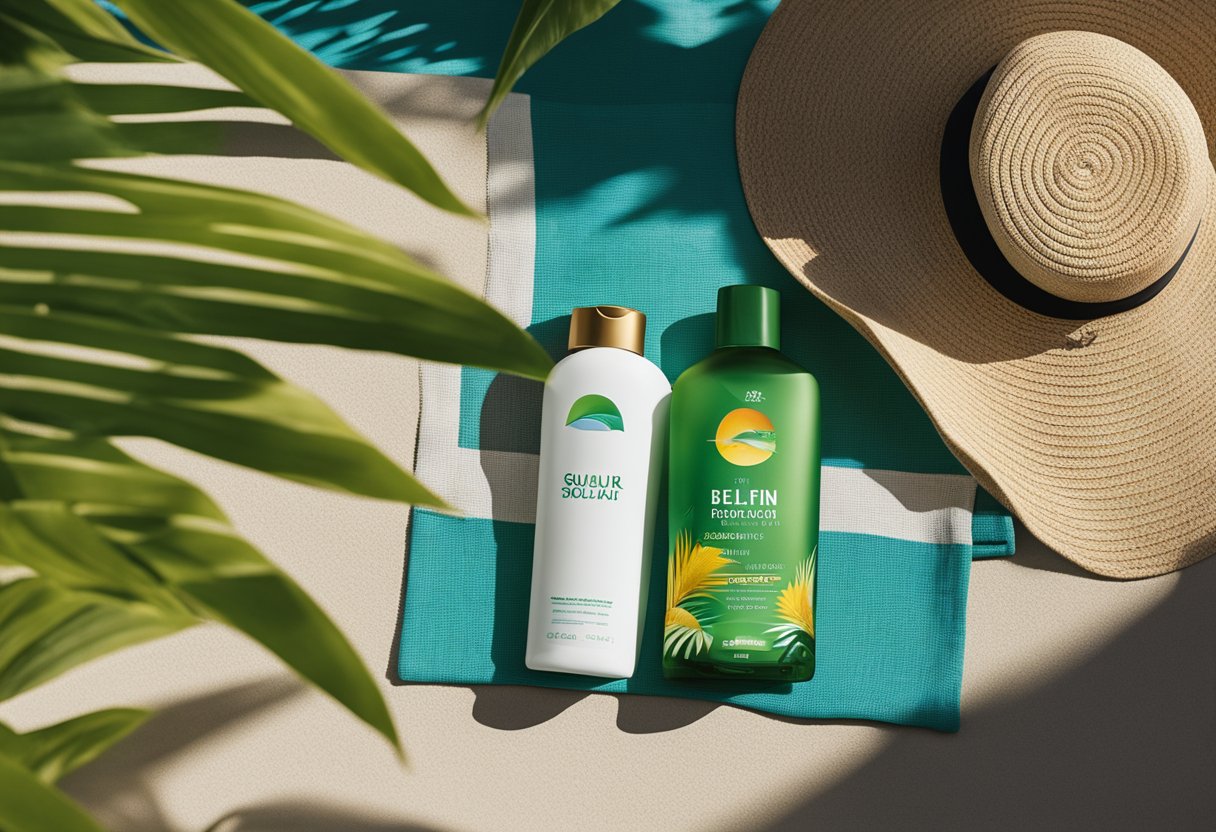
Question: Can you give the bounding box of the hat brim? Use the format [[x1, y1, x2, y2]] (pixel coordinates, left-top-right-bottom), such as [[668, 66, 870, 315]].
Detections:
[[737, 0, 1216, 578]]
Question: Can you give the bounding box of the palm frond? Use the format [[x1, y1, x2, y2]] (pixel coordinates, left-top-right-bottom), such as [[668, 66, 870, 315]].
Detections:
[[665, 529, 732, 612], [773, 548, 816, 638], [663, 532, 733, 661], [663, 606, 713, 660], [0, 0, 563, 764], [478, 0, 622, 127]]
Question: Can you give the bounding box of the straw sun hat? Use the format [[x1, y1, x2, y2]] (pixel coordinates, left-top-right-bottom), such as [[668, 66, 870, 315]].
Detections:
[[737, 1, 1216, 578]]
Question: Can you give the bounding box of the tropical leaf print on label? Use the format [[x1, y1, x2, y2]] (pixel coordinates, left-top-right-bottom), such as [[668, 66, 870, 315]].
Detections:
[[765, 547, 816, 661], [565, 394, 624, 431], [663, 530, 733, 660]]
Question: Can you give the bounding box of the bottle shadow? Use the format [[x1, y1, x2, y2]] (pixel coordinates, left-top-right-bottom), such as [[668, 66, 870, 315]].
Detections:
[[468, 681, 728, 735], [469, 685, 589, 730], [612, 693, 720, 734]]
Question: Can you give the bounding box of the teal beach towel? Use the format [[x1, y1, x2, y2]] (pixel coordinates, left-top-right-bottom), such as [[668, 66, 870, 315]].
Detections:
[[240, 1, 1016, 731]]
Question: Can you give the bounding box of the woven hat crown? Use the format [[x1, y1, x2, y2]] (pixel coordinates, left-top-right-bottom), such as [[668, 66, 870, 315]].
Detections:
[[969, 31, 1209, 304]]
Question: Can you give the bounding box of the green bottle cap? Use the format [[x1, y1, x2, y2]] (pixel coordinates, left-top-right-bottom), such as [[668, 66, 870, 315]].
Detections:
[[715, 285, 780, 349]]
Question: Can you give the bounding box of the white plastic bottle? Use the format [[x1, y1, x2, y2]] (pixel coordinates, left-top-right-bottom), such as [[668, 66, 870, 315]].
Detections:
[[526, 305, 671, 678]]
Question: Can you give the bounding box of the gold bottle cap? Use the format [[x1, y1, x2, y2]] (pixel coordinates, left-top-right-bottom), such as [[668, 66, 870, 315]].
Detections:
[[568, 305, 646, 355]]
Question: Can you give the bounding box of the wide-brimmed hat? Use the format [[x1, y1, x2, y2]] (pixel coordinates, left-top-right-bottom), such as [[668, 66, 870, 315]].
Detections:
[[737, 1, 1216, 578]]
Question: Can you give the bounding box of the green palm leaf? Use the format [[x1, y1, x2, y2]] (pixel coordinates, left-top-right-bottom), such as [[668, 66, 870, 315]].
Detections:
[[0, 24, 131, 163], [112, 0, 476, 216], [0, 708, 149, 784], [0, 10, 550, 378], [0, 0, 577, 806], [0, 755, 104, 832], [70, 81, 258, 115], [479, 0, 623, 126], [0, 160, 550, 378], [0, 0, 169, 63], [0, 431, 398, 749], [0, 578, 193, 702], [0, 307, 443, 504]]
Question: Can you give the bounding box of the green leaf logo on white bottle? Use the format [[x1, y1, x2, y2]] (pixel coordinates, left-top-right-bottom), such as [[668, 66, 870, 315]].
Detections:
[[565, 394, 624, 432]]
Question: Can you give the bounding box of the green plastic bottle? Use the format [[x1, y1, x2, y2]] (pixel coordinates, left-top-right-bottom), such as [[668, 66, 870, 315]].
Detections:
[[663, 285, 820, 681]]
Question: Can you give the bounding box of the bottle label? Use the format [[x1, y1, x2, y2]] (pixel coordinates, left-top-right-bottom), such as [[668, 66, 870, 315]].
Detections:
[[560, 472, 623, 501], [666, 400, 817, 672], [542, 595, 616, 649]]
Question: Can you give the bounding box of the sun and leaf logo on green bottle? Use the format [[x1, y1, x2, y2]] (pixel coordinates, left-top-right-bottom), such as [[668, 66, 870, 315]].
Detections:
[[565, 394, 624, 432], [713, 407, 776, 466]]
